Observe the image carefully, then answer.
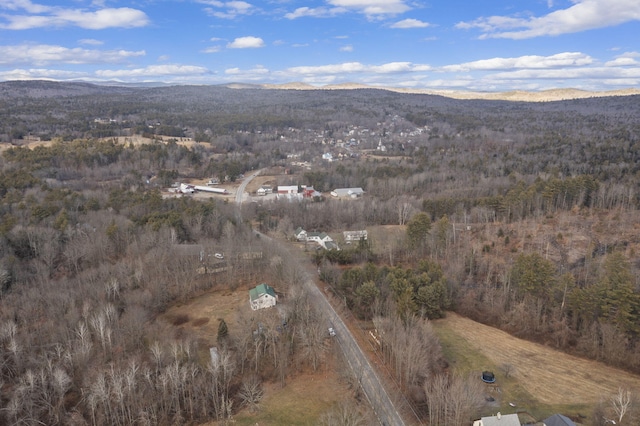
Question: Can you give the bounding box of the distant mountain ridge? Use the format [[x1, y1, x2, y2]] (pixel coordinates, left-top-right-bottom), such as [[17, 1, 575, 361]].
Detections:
[[1, 79, 639, 102], [259, 82, 640, 102], [0, 80, 136, 98]]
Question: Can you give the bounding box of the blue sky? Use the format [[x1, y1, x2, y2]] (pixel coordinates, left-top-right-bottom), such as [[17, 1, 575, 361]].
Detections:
[[1, 0, 639, 91]]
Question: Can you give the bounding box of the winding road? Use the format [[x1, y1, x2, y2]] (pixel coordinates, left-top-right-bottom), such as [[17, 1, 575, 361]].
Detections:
[[236, 170, 406, 426]]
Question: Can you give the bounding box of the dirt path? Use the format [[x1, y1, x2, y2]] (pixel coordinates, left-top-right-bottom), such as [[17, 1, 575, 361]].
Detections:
[[437, 312, 640, 405]]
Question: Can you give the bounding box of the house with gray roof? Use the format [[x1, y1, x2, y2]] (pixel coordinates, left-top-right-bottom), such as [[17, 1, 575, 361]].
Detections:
[[543, 414, 576, 426], [330, 187, 365, 198], [473, 413, 521, 426], [294, 228, 340, 250], [306, 231, 340, 250]]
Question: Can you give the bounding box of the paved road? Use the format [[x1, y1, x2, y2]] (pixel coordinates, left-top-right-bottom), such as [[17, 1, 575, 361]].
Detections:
[[235, 169, 261, 204], [300, 267, 406, 426], [237, 171, 406, 426]]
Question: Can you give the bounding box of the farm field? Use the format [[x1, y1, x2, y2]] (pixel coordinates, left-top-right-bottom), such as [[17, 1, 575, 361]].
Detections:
[[433, 312, 640, 421]]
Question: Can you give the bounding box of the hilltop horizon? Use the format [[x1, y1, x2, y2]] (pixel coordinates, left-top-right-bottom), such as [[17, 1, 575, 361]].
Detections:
[[1, 1, 639, 91], [3, 78, 640, 103]]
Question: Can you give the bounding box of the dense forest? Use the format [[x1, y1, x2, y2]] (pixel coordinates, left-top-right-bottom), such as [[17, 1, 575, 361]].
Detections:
[[1, 81, 640, 425]]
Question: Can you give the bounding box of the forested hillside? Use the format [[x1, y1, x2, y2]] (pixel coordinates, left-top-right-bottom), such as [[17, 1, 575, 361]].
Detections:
[[1, 81, 640, 425]]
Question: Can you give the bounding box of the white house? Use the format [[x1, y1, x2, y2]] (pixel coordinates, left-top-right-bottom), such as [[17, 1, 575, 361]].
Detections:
[[306, 232, 339, 250], [294, 228, 339, 250], [473, 413, 521, 426], [294, 227, 307, 241], [249, 283, 277, 310], [277, 185, 298, 195], [343, 230, 368, 244], [256, 185, 273, 196], [330, 188, 365, 198]]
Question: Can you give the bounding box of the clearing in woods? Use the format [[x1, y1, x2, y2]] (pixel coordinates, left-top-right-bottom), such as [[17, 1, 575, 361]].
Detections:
[[161, 288, 358, 425], [433, 312, 640, 414]]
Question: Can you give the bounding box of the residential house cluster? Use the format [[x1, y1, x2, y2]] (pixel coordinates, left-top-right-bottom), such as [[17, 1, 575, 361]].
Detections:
[[473, 412, 577, 426], [275, 185, 322, 200], [294, 228, 340, 250]]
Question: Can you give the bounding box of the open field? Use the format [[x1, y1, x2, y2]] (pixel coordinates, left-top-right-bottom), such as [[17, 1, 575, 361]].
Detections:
[[0, 134, 200, 152], [433, 312, 640, 420], [161, 287, 357, 425]]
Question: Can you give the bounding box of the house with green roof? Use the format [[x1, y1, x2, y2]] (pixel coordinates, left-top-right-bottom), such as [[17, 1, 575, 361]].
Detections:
[[249, 283, 277, 310]]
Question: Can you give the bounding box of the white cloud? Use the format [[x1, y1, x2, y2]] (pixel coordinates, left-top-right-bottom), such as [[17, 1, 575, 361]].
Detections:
[[371, 62, 412, 73], [203, 0, 254, 19], [96, 65, 209, 78], [225, 65, 268, 75], [284, 6, 345, 19], [286, 0, 409, 19], [440, 52, 593, 72], [1, 1, 51, 14], [227, 36, 265, 48], [265, 51, 640, 90], [285, 61, 431, 77], [391, 18, 429, 29], [340, 45, 353, 52], [605, 57, 638, 67], [488, 66, 640, 81], [203, 46, 222, 53], [227, 1, 252, 12], [0, 3, 150, 30], [605, 52, 640, 66], [78, 38, 103, 46], [287, 62, 366, 75], [0, 68, 88, 81], [328, 0, 410, 17], [457, 0, 640, 39], [0, 44, 145, 66]]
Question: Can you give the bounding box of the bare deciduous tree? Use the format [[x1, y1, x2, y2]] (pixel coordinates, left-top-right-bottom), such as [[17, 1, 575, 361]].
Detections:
[[238, 375, 264, 412], [424, 373, 485, 426], [319, 401, 366, 426], [611, 387, 632, 424]]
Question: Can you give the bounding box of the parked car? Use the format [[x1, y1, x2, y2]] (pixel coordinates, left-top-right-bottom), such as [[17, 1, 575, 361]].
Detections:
[[328, 327, 336, 337], [214, 253, 224, 259]]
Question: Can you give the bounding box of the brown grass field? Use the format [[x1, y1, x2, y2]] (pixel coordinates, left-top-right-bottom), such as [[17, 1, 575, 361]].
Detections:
[[433, 312, 640, 410]]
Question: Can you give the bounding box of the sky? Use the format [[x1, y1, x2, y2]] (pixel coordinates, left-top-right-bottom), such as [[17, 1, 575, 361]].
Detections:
[[0, 0, 639, 91]]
